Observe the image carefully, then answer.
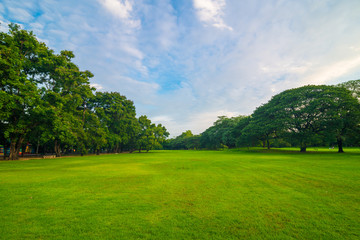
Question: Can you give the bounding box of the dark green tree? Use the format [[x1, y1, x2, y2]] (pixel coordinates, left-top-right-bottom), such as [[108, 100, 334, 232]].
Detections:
[[0, 24, 47, 159], [200, 116, 247, 149], [265, 85, 360, 152], [337, 79, 360, 101], [242, 103, 280, 149], [90, 92, 137, 153]]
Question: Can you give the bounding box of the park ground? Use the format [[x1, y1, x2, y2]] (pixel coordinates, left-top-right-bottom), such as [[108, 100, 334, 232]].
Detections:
[[0, 148, 359, 239]]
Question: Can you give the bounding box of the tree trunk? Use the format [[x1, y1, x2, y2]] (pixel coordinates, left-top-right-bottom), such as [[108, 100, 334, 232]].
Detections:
[[300, 146, 307, 152], [266, 139, 270, 150], [262, 140, 266, 148], [96, 149, 100, 155], [115, 143, 120, 153], [36, 139, 40, 154], [299, 141, 307, 152], [54, 140, 61, 157], [9, 136, 24, 160], [337, 137, 344, 153]]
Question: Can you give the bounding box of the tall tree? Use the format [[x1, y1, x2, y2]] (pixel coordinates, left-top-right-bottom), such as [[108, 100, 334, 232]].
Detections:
[[265, 85, 360, 152], [242, 104, 279, 150], [38, 49, 94, 157], [200, 116, 247, 149], [90, 92, 137, 153], [0, 24, 48, 159]]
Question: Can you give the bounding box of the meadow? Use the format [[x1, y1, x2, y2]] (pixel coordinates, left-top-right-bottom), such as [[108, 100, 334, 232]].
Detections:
[[0, 149, 359, 239]]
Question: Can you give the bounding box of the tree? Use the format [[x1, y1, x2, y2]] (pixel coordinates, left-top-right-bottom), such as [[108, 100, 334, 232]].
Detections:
[[337, 79, 360, 101], [90, 92, 137, 153], [165, 130, 199, 150], [37, 48, 94, 157], [265, 85, 360, 152], [242, 103, 279, 149], [1, 24, 170, 159], [0, 24, 47, 159], [322, 86, 360, 152], [200, 116, 247, 149]]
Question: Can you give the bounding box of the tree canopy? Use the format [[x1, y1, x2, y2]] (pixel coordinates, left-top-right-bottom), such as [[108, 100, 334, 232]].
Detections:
[[2, 24, 359, 157], [0, 24, 168, 159], [166, 83, 360, 152]]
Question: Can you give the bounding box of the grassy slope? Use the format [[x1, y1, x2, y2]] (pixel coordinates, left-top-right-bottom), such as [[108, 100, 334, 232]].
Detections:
[[0, 150, 359, 239]]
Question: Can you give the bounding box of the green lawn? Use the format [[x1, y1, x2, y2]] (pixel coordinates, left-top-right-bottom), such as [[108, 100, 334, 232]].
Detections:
[[0, 149, 359, 239]]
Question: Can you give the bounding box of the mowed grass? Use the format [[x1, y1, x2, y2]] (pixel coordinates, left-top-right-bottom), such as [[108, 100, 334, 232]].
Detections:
[[0, 150, 359, 239]]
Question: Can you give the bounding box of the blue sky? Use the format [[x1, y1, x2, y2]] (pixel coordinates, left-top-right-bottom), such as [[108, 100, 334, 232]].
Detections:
[[1, 0, 360, 136]]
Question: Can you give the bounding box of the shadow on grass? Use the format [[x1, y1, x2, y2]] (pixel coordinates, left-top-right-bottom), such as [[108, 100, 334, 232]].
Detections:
[[227, 147, 360, 155]]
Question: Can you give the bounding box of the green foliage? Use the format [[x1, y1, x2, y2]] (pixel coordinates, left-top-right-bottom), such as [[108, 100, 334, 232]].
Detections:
[[90, 92, 138, 153], [2, 24, 359, 155], [337, 79, 360, 101], [188, 84, 360, 152], [0, 24, 169, 158], [200, 116, 249, 149], [265, 85, 360, 152], [136, 115, 169, 152], [165, 130, 200, 150], [0, 23, 46, 159]]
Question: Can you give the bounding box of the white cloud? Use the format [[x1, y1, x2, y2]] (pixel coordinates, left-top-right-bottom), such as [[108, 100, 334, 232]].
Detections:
[[7, 7, 34, 22], [302, 56, 360, 85], [104, 76, 160, 105], [0, 19, 9, 32], [98, 0, 140, 28], [122, 44, 144, 60], [193, 0, 232, 30], [151, 115, 173, 124], [5, 0, 360, 137], [90, 83, 104, 90]]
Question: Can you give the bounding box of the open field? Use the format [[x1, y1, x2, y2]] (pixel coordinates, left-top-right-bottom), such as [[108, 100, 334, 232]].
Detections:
[[1, 149, 359, 239]]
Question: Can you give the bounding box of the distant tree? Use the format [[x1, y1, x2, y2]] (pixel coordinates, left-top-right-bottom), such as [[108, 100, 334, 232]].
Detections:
[[242, 103, 279, 149], [165, 130, 200, 150], [265, 85, 360, 152], [136, 115, 169, 152], [337, 79, 360, 101], [200, 116, 247, 149], [90, 92, 137, 153], [153, 123, 170, 149], [231, 116, 251, 147]]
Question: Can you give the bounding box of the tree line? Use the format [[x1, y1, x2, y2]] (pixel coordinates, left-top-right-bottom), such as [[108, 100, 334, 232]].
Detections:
[[2, 24, 359, 159], [0, 24, 168, 160], [165, 81, 360, 153]]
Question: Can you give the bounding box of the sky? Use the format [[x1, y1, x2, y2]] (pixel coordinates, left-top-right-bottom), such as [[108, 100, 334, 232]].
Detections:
[[1, 0, 360, 137]]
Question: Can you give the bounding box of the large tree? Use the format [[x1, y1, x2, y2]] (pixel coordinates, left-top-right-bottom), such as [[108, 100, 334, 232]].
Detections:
[[39, 50, 94, 157], [242, 103, 279, 149], [200, 116, 248, 149], [90, 92, 137, 153], [136, 115, 169, 152], [1, 24, 170, 159], [265, 85, 360, 152], [0, 24, 49, 159]]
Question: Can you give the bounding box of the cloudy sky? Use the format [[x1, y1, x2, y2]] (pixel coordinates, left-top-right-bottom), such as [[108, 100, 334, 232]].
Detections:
[[1, 0, 360, 136]]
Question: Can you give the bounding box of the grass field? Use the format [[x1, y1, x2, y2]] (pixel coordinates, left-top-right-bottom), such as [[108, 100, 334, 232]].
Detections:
[[0, 149, 359, 239]]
